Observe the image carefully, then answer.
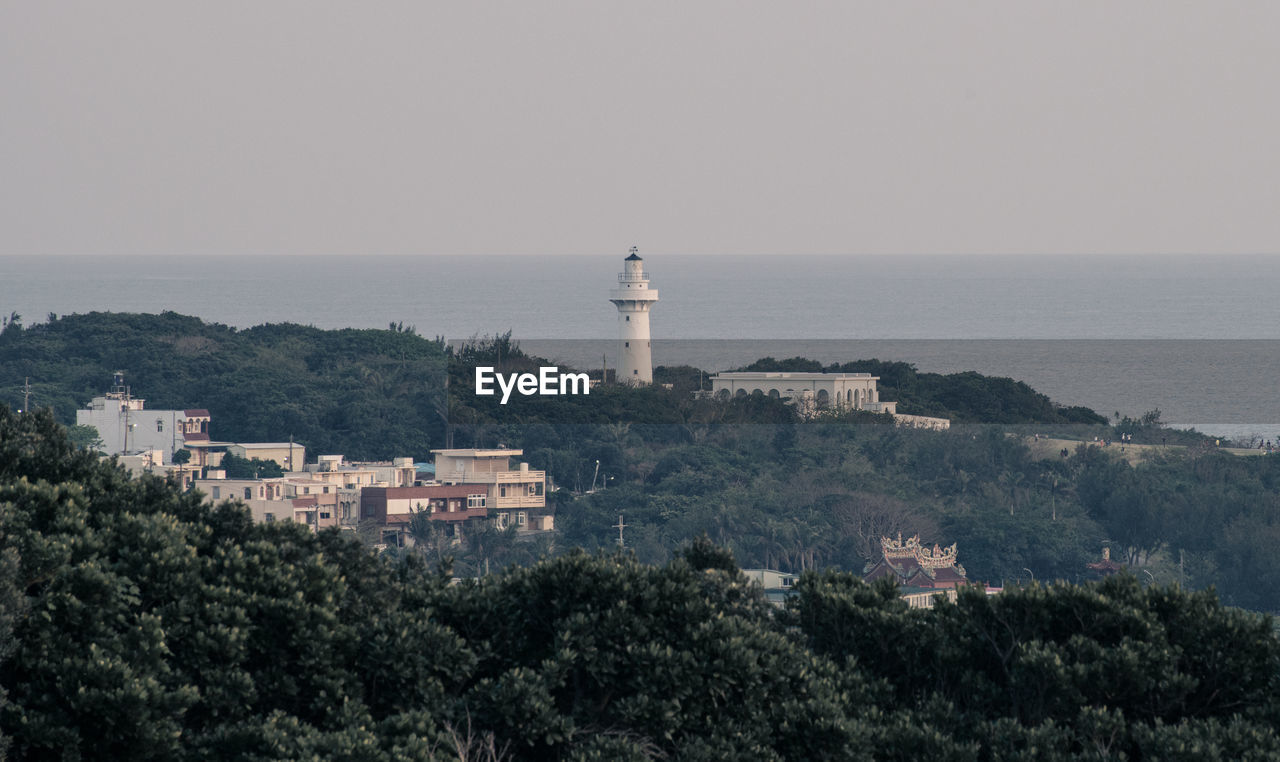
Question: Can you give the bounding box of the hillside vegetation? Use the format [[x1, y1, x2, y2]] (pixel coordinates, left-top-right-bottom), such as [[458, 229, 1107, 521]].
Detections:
[[2, 409, 1279, 760], [0, 312, 446, 459], [5, 314, 1272, 610]]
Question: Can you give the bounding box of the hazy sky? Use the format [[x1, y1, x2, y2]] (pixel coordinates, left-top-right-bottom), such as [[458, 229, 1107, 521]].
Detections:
[[2, 2, 1278, 256]]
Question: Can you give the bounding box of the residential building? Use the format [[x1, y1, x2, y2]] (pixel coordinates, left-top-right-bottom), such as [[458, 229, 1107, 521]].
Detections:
[[347, 457, 417, 488], [191, 475, 339, 531], [76, 372, 211, 459], [360, 484, 488, 524], [116, 449, 201, 490], [430, 448, 552, 531], [742, 569, 800, 607]]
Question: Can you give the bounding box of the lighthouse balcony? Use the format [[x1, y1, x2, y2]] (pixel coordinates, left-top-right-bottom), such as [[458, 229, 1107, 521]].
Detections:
[[609, 287, 658, 302], [618, 271, 650, 282]]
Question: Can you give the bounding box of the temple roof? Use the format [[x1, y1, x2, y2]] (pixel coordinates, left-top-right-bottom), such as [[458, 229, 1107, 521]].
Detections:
[[865, 533, 969, 589]]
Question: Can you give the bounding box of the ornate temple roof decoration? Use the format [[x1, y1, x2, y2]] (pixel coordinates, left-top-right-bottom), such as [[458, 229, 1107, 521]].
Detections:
[[881, 533, 961, 570], [865, 533, 969, 589]]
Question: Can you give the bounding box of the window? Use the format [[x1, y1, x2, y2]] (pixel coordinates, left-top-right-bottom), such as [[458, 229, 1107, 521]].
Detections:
[[468, 494, 486, 509], [258, 486, 264, 498], [625, 315, 630, 322], [500, 485, 507, 497], [211, 486, 220, 499], [320, 512, 330, 519], [323, 485, 329, 494], [244, 487, 252, 500], [633, 369, 638, 375], [516, 511, 527, 527], [264, 513, 275, 522], [495, 512, 510, 529], [156, 420, 163, 432]]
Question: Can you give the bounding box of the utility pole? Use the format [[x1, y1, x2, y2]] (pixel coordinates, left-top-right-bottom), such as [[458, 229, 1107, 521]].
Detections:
[[613, 514, 627, 548], [22, 377, 31, 412]]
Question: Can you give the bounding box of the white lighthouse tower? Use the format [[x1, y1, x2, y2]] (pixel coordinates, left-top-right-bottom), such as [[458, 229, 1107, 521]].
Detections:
[[609, 247, 659, 385]]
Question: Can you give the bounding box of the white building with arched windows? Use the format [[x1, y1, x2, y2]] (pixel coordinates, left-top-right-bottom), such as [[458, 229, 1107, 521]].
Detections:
[[709, 372, 896, 415], [707, 371, 950, 429]]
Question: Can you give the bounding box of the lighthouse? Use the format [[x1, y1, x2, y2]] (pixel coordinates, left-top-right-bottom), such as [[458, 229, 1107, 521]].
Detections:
[[609, 247, 659, 385]]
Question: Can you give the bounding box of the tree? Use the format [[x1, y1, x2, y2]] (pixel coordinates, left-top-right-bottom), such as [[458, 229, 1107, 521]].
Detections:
[[220, 452, 284, 479], [65, 424, 104, 451]]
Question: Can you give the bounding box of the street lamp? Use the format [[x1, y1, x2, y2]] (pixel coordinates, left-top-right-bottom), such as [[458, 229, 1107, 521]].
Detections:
[[1023, 568, 1034, 583]]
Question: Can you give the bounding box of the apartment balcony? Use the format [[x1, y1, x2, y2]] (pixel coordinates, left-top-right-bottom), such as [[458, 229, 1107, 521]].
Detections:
[[494, 494, 546, 510], [430, 506, 489, 522]]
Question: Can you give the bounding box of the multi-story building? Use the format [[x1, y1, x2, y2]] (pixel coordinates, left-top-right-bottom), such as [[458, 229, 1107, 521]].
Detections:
[[299, 454, 382, 489], [347, 458, 418, 489], [76, 372, 211, 460], [191, 475, 340, 530], [430, 448, 552, 531], [360, 484, 491, 545]]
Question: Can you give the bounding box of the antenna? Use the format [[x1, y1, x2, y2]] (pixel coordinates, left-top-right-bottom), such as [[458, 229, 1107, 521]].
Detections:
[[613, 513, 627, 547]]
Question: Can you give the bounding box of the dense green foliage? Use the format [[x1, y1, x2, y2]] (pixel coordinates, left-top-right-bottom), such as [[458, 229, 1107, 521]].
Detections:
[[445, 338, 1112, 430], [528, 420, 1280, 612], [0, 312, 447, 460], [5, 315, 1272, 612], [2, 411, 1279, 760], [738, 356, 1109, 425]]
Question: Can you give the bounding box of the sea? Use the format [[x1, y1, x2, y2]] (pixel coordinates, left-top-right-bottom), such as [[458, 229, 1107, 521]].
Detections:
[[2, 254, 1278, 441]]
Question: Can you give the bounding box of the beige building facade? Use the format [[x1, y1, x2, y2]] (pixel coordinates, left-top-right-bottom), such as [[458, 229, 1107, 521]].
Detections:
[[227, 442, 306, 471], [710, 372, 897, 414], [431, 448, 550, 530]]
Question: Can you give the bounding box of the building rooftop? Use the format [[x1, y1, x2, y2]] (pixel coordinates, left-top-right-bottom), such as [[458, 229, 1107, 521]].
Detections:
[[430, 448, 523, 457], [713, 372, 875, 380], [235, 442, 299, 449]]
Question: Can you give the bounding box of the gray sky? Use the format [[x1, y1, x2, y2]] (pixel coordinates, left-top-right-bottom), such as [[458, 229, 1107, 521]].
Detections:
[[2, 1, 1278, 256]]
